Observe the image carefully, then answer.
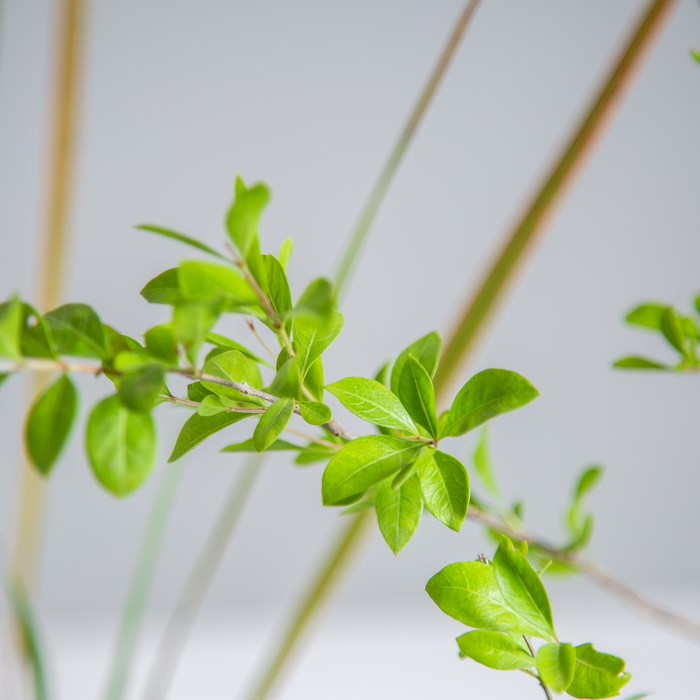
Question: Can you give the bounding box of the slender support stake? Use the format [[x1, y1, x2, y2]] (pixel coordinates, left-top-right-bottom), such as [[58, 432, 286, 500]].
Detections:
[[142, 455, 262, 700], [243, 509, 373, 700], [333, 0, 483, 299], [433, 0, 679, 397], [102, 462, 185, 700]]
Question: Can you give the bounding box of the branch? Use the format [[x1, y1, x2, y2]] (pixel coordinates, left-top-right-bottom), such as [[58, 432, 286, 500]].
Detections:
[[523, 636, 553, 700]]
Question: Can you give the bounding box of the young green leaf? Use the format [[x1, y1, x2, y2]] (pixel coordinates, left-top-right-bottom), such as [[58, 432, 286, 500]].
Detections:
[[169, 410, 250, 462], [206, 332, 273, 368], [268, 356, 301, 399], [278, 237, 293, 271], [264, 254, 293, 317], [201, 349, 264, 404], [612, 356, 669, 370], [25, 374, 77, 476], [0, 297, 23, 359], [625, 303, 666, 330], [293, 309, 344, 381], [226, 176, 270, 260], [253, 398, 294, 452], [118, 364, 165, 412], [144, 325, 179, 366], [290, 277, 334, 324], [172, 299, 225, 364], [474, 425, 501, 499], [137, 224, 228, 260], [44, 303, 109, 360], [294, 443, 338, 465], [304, 357, 324, 402], [178, 260, 259, 307], [456, 630, 534, 671], [660, 307, 692, 360], [222, 437, 303, 453], [18, 303, 57, 359], [140, 268, 187, 306], [536, 643, 576, 693], [442, 369, 539, 439], [374, 360, 391, 388], [493, 537, 556, 640], [426, 560, 550, 638], [187, 381, 213, 402], [325, 377, 415, 431], [398, 355, 438, 437], [419, 449, 469, 532], [197, 395, 231, 416], [298, 400, 331, 425], [566, 644, 631, 699], [86, 394, 157, 496], [391, 452, 423, 490], [390, 331, 442, 396], [375, 473, 423, 554], [322, 435, 423, 506]]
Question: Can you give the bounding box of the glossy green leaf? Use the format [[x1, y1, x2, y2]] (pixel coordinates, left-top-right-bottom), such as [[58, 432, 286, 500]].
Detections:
[[566, 644, 631, 699], [537, 643, 576, 693], [660, 307, 691, 360], [206, 332, 273, 368], [25, 374, 77, 476], [325, 376, 415, 431], [138, 224, 227, 260], [278, 237, 293, 271], [253, 398, 294, 452], [140, 268, 186, 306], [264, 254, 293, 317], [442, 369, 539, 438], [625, 303, 666, 330], [612, 356, 669, 371], [494, 537, 555, 640], [398, 355, 438, 437], [0, 297, 23, 359], [390, 331, 442, 396], [391, 453, 423, 490], [226, 176, 270, 260], [169, 410, 249, 462], [298, 400, 331, 425], [178, 260, 259, 306], [419, 449, 469, 532], [426, 560, 550, 638], [293, 309, 344, 380], [201, 349, 263, 403], [474, 425, 500, 499], [322, 435, 422, 505], [304, 357, 324, 402], [376, 473, 423, 554], [172, 299, 225, 364], [456, 630, 534, 670], [44, 303, 108, 360], [222, 437, 303, 453], [86, 394, 157, 496], [268, 356, 301, 398], [144, 325, 179, 366], [118, 364, 165, 412]]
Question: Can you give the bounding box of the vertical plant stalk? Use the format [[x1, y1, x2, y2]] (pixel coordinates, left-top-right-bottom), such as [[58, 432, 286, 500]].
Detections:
[[244, 508, 373, 700], [102, 462, 185, 700], [141, 455, 262, 700], [433, 0, 678, 396], [333, 0, 482, 299], [12, 0, 89, 594]]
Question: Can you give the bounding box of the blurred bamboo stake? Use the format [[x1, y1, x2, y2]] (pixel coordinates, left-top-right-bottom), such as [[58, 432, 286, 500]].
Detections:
[[333, 0, 483, 300], [12, 0, 89, 595], [103, 462, 185, 700], [141, 456, 261, 700], [433, 0, 678, 397]]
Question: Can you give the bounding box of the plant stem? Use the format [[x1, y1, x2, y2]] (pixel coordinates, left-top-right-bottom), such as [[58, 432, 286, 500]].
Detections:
[[523, 637, 553, 700], [102, 462, 184, 700], [333, 0, 483, 300], [433, 0, 679, 397], [141, 455, 261, 700], [243, 509, 374, 700]]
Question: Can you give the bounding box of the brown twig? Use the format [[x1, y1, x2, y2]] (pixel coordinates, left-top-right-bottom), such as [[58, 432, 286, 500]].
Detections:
[[523, 636, 553, 700]]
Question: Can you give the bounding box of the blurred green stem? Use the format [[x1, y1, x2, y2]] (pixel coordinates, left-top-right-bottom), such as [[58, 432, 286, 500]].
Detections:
[[103, 462, 185, 700]]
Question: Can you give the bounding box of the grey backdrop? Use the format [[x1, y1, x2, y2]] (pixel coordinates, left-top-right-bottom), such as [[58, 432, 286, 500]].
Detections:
[[0, 0, 698, 619]]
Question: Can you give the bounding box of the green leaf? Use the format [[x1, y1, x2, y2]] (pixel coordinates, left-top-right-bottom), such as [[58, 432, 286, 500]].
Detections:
[[566, 644, 631, 699], [86, 394, 157, 496], [493, 537, 556, 640], [298, 400, 331, 425], [278, 237, 293, 271], [172, 299, 225, 364], [206, 332, 273, 368], [187, 381, 212, 402], [419, 450, 469, 532], [226, 176, 270, 260], [268, 356, 301, 399], [322, 435, 423, 506], [537, 643, 576, 693], [442, 369, 539, 439], [253, 398, 294, 451], [25, 374, 77, 476], [200, 349, 263, 404], [325, 377, 415, 431], [376, 473, 423, 554], [222, 437, 303, 453], [456, 630, 534, 670], [290, 277, 334, 324], [304, 357, 324, 402], [138, 224, 228, 260], [660, 307, 692, 360], [398, 354, 438, 437], [294, 443, 338, 465], [264, 254, 293, 318], [694, 48, 700, 64], [140, 268, 186, 306], [374, 360, 391, 388], [426, 560, 551, 638], [625, 303, 666, 330], [44, 303, 108, 359], [696, 293, 700, 316], [390, 331, 442, 396], [169, 410, 249, 462], [197, 395, 231, 416], [144, 325, 179, 366], [474, 425, 501, 499], [612, 356, 669, 371], [178, 260, 259, 307], [293, 309, 344, 381], [118, 364, 165, 412], [0, 296, 23, 359], [574, 465, 603, 501], [391, 452, 423, 489]]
